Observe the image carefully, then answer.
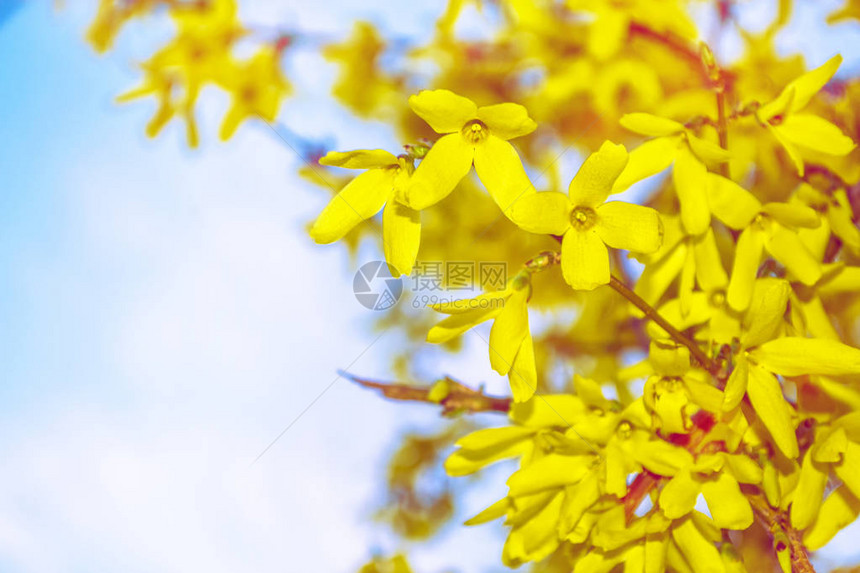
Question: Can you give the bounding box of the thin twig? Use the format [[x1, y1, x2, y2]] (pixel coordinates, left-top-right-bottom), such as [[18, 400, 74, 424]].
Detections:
[[343, 371, 511, 415], [607, 275, 721, 377], [747, 490, 815, 573]]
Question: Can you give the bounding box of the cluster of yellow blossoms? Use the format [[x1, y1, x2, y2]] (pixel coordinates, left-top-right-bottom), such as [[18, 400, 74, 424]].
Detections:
[[313, 62, 860, 572], [88, 0, 289, 145]]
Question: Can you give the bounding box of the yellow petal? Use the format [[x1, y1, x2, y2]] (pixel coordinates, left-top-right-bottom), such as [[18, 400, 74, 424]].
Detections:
[[620, 113, 685, 137], [829, 190, 860, 250], [687, 134, 732, 164], [474, 136, 537, 213], [596, 202, 663, 253], [693, 228, 728, 291], [814, 427, 849, 462], [774, 114, 856, 156], [489, 286, 529, 375], [445, 436, 530, 476], [701, 473, 754, 530], [803, 485, 860, 551], [509, 394, 588, 428], [634, 440, 694, 476], [834, 442, 860, 512], [765, 121, 805, 176], [672, 517, 724, 573], [706, 174, 762, 230], [455, 429, 532, 456], [557, 473, 601, 537], [761, 202, 820, 229], [612, 136, 680, 192], [509, 192, 571, 235], [741, 278, 790, 348], [427, 306, 501, 343], [819, 265, 860, 295], [508, 453, 591, 496], [722, 355, 748, 411], [561, 229, 610, 290], [758, 86, 796, 124], [382, 201, 421, 277], [464, 497, 510, 526], [408, 89, 477, 133], [727, 225, 765, 312], [431, 289, 510, 314], [673, 146, 711, 235], [659, 470, 699, 519], [404, 133, 473, 210], [747, 363, 799, 458], [319, 149, 398, 169], [510, 331, 537, 402], [764, 224, 822, 285], [569, 141, 629, 207], [477, 103, 537, 140], [636, 241, 687, 307], [751, 337, 860, 376], [783, 55, 843, 115], [790, 450, 828, 530], [309, 169, 393, 243]]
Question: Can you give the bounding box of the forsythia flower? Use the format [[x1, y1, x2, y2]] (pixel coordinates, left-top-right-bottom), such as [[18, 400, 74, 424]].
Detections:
[[511, 141, 662, 290], [756, 55, 856, 176], [217, 47, 291, 140], [427, 274, 536, 401], [310, 150, 419, 276], [725, 199, 823, 311], [723, 279, 860, 458], [402, 89, 537, 212]]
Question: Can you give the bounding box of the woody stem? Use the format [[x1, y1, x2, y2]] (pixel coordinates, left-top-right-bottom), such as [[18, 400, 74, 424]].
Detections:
[[716, 88, 730, 178], [607, 275, 721, 376], [748, 491, 816, 573]]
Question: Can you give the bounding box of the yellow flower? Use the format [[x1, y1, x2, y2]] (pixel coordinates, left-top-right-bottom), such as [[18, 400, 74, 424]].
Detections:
[[323, 22, 398, 118], [511, 141, 662, 290], [310, 150, 419, 277], [428, 274, 536, 402], [756, 55, 856, 176], [403, 89, 537, 212], [566, 0, 696, 61], [116, 64, 189, 144], [217, 47, 290, 140], [615, 113, 740, 236], [725, 201, 822, 312], [790, 413, 860, 533], [634, 215, 729, 319], [87, 0, 162, 53], [721, 279, 860, 459], [116, 0, 245, 147]]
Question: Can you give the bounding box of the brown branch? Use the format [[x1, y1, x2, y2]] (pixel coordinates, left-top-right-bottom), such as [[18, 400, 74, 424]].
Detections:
[[747, 490, 815, 573], [344, 371, 511, 415], [607, 276, 721, 377]]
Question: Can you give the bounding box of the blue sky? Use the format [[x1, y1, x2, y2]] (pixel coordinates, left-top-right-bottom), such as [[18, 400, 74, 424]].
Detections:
[[0, 1, 859, 572]]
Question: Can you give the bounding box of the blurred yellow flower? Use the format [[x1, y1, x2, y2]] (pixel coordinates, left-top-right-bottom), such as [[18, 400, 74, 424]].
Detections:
[[217, 47, 291, 140]]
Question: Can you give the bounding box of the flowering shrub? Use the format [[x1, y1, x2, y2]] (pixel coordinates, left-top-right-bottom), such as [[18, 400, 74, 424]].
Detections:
[[88, 1, 860, 571]]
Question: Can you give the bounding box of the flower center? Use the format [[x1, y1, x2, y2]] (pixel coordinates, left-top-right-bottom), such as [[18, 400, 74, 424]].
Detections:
[[570, 206, 596, 230], [461, 120, 488, 144]]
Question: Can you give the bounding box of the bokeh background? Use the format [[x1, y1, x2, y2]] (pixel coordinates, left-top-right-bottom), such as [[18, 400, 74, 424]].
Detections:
[[0, 1, 859, 571]]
